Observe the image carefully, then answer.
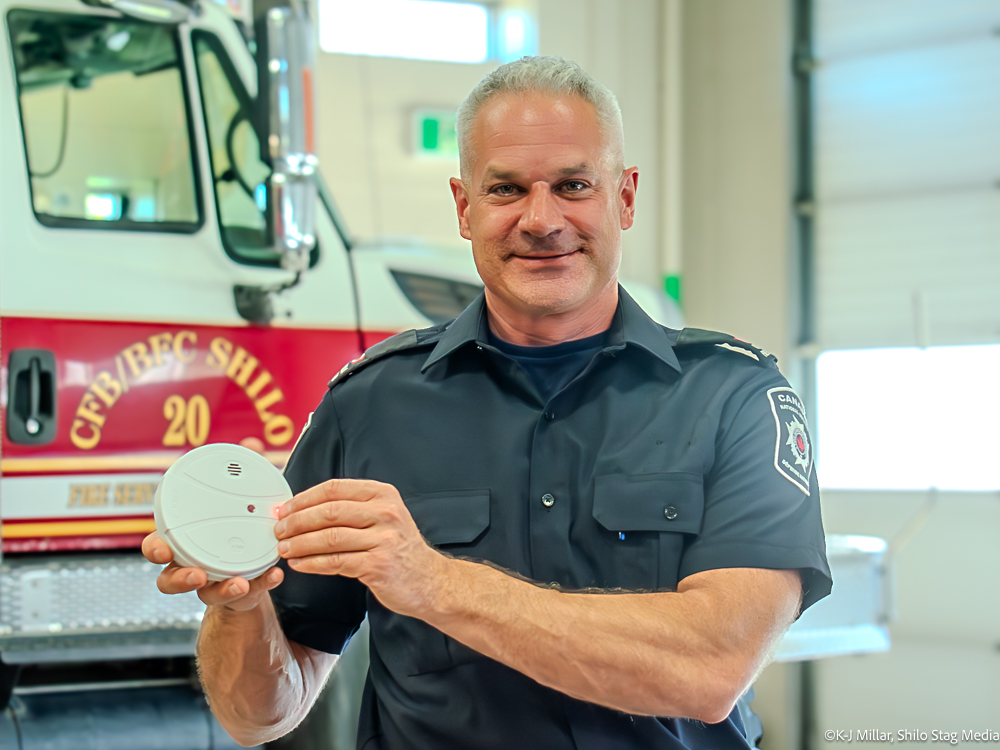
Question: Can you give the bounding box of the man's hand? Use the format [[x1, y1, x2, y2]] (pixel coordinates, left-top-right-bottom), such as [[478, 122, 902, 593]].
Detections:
[[141, 532, 283, 612], [274, 479, 447, 617]]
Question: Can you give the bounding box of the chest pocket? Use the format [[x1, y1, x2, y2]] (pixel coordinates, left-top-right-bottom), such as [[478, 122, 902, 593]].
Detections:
[[405, 489, 491, 546], [592, 473, 704, 591], [382, 489, 490, 677]]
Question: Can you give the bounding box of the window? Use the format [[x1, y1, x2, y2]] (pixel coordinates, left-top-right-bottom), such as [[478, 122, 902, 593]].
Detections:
[[816, 345, 1000, 491], [8, 10, 200, 231], [192, 33, 277, 265], [318, 0, 536, 64]]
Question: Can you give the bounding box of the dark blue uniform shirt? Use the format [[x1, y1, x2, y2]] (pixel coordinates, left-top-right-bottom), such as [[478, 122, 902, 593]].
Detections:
[[272, 289, 832, 750]]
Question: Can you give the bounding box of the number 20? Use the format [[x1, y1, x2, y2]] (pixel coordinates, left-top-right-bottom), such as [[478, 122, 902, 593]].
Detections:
[[162, 394, 211, 447]]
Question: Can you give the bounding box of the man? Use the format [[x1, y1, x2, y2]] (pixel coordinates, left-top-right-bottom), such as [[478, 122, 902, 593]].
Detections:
[[145, 56, 831, 749]]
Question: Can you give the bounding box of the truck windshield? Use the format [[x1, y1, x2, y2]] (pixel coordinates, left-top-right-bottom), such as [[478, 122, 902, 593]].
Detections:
[[192, 32, 280, 265], [7, 10, 200, 231]]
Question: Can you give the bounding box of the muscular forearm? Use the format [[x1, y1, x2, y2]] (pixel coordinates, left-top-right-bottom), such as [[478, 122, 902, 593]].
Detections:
[[422, 558, 800, 723], [196, 596, 333, 746]]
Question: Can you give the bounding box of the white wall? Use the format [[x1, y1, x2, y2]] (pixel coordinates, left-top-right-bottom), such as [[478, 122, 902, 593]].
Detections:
[[312, 0, 668, 285], [314, 52, 491, 247], [680, 0, 796, 367]]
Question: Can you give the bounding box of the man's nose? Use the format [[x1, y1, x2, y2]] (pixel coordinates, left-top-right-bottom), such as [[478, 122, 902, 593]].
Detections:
[[518, 182, 565, 237]]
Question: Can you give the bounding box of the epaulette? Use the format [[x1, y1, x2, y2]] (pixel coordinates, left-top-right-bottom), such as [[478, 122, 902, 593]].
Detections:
[[674, 327, 778, 366], [328, 327, 437, 389]]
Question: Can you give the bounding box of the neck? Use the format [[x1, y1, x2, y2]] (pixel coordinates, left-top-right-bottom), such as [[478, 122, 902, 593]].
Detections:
[[485, 283, 619, 347]]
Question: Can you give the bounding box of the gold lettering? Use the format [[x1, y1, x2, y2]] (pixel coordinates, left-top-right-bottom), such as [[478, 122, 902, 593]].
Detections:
[[147, 333, 174, 367], [206, 337, 233, 370], [69, 484, 86, 506], [245, 370, 273, 399], [115, 356, 130, 393], [263, 414, 294, 446], [83, 484, 109, 506], [76, 396, 106, 428], [114, 483, 156, 506], [69, 483, 108, 506], [254, 388, 284, 419], [122, 342, 153, 378], [90, 372, 122, 408], [70, 418, 101, 450], [173, 330, 197, 363], [226, 347, 259, 387]]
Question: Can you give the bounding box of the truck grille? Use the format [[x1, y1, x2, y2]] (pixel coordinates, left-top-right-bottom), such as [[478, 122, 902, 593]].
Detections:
[[0, 553, 206, 662]]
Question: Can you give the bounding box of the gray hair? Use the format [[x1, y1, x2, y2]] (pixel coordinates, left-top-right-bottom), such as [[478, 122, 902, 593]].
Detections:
[[456, 56, 625, 180]]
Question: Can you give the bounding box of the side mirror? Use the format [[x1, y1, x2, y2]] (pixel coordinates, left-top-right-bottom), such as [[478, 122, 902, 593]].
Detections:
[[256, 4, 317, 274]]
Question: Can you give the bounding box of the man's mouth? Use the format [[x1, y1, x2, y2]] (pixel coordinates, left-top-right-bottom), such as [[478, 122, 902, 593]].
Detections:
[[509, 249, 580, 261]]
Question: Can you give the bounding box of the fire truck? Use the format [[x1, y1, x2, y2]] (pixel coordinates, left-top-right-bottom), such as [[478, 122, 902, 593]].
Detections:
[[0, 0, 685, 744]]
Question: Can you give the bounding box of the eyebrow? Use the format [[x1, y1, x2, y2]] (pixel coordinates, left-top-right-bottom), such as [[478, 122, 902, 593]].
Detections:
[[480, 163, 598, 187]]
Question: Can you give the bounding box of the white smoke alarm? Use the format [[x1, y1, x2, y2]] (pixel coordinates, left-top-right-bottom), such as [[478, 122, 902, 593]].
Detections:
[[153, 443, 293, 581]]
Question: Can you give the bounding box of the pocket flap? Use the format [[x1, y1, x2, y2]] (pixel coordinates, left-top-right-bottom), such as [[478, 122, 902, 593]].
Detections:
[[593, 473, 704, 534], [405, 489, 490, 545]]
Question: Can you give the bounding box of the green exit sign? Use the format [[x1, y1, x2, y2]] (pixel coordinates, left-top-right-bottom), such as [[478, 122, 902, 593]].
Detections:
[[413, 109, 459, 158]]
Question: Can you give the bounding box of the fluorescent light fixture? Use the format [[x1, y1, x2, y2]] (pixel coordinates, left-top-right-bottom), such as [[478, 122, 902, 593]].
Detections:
[[85, 193, 122, 220], [498, 9, 537, 63], [319, 0, 489, 64], [816, 344, 1000, 491]]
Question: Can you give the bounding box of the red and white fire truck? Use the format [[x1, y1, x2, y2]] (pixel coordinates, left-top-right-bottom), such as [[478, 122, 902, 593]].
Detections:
[[0, 0, 683, 744]]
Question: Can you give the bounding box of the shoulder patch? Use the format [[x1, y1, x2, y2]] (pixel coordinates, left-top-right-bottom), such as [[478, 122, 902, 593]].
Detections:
[[766, 387, 813, 495], [328, 329, 421, 389], [675, 327, 778, 366]]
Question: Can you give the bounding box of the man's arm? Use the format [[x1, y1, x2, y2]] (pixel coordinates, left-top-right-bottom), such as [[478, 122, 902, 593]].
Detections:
[[426, 561, 799, 723], [274, 479, 802, 724], [142, 533, 337, 747]]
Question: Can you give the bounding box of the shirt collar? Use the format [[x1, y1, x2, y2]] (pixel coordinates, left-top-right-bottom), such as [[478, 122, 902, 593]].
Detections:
[[421, 286, 681, 374]]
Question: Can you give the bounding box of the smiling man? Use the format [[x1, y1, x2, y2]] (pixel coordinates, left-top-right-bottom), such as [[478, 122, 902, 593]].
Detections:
[[144, 57, 831, 750]]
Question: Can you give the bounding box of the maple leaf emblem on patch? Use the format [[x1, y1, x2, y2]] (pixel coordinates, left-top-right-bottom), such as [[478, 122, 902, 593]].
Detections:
[[785, 416, 811, 472]]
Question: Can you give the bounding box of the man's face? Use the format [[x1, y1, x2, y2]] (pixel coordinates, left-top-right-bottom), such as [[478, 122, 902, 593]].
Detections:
[[450, 92, 638, 320]]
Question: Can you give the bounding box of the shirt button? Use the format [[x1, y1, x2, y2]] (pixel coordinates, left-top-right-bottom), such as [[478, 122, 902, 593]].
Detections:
[[664, 505, 678, 521], [544, 411, 555, 421], [541, 493, 555, 508]]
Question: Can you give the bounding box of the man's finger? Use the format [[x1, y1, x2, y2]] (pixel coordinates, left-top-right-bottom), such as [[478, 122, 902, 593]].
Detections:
[[156, 563, 206, 595], [278, 525, 377, 559], [287, 551, 367, 579], [142, 531, 173, 565], [197, 567, 284, 608], [275, 499, 375, 540], [277, 478, 385, 519]]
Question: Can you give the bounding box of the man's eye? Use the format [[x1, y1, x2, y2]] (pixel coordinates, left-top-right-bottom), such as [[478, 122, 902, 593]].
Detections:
[[493, 185, 517, 196], [563, 181, 588, 192]]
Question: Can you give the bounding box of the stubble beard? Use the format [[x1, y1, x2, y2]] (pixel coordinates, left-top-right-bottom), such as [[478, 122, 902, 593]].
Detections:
[[478, 238, 618, 318]]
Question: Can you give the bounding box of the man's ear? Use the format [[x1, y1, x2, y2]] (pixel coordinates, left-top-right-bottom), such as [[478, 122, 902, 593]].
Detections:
[[619, 167, 639, 230], [450, 177, 473, 240]]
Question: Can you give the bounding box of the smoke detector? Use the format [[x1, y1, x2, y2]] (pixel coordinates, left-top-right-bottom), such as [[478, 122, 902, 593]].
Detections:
[[153, 443, 292, 581]]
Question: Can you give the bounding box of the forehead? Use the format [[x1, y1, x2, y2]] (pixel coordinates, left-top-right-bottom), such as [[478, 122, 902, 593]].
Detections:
[[468, 92, 607, 177]]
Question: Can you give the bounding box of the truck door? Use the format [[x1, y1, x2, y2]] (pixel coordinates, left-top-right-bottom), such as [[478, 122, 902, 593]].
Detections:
[[0, 3, 360, 554]]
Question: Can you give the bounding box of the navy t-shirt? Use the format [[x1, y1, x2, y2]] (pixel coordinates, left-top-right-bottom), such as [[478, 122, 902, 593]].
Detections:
[[487, 328, 610, 402]]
